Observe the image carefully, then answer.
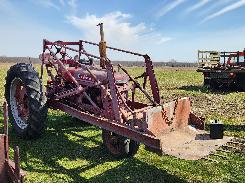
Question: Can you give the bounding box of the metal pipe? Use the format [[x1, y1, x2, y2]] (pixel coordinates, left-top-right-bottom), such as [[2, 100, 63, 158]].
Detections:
[[50, 102, 161, 149], [3, 102, 8, 136], [80, 40, 145, 57], [83, 92, 100, 109], [118, 64, 156, 105], [14, 146, 20, 179]]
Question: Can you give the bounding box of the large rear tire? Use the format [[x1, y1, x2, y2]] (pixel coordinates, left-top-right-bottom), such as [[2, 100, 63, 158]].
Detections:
[[5, 63, 48, 139], [237, 74, 245, 91], [209, 79, 220, 89], [203, 78, 210, 86], [102, 130, 139, 159]]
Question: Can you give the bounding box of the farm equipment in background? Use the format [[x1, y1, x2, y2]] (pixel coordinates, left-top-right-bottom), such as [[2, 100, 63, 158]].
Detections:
[[0, 102, 25, 183], [197, 50, 245, 90], [4, 23, 234, 160]]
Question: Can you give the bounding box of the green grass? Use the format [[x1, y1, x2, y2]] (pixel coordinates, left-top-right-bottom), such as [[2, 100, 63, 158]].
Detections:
[[0, 64, 244, 183]]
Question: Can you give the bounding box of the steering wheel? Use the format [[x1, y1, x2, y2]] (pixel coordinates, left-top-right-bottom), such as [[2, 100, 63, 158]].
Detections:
[[54, 40, 63, 55]]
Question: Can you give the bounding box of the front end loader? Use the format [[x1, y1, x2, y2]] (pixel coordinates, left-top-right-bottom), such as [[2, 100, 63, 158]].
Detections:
[[5, 23, 233, 160]]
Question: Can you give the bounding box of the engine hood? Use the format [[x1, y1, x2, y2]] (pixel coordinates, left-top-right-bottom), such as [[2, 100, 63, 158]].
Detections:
[[67, 65, 129, 84]]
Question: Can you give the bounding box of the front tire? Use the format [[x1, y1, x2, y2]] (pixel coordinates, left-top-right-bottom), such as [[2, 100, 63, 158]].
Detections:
[[5, 63, 48, 139], [102, 129, 139, 159]]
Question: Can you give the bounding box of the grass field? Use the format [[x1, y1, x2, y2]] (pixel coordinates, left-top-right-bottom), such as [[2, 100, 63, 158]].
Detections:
[[0, 64, 244, 183]]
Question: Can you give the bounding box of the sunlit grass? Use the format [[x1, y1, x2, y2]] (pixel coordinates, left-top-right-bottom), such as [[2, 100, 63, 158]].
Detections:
[[0, 63, 244, 183]]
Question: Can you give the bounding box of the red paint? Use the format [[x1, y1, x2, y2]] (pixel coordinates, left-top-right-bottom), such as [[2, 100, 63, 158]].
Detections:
[[40, 37, 204, 153], [229, 72, 236, 77]]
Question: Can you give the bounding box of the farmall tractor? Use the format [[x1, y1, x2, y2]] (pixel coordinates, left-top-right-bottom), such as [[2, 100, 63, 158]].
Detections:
[[4, 24, 233, 160]]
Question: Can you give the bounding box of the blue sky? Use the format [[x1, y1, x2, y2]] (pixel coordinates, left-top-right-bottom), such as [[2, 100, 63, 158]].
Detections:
[[0, 0, 245, 62]]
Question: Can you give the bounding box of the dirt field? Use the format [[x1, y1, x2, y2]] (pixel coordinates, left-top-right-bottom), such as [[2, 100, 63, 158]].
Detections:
[[0, 63, 244, 183]]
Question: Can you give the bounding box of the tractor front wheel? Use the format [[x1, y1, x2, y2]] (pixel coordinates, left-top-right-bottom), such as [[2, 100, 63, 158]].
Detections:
[[5, 63, 48, 139], [102, 130, 139, 159]]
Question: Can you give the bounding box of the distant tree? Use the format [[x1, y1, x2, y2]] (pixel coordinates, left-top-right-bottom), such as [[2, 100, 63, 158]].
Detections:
[[170, 59, 177, 63]]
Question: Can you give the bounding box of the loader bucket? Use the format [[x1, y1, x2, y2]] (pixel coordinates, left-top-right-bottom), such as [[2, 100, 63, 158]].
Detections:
[[144, 97, 232, 160]]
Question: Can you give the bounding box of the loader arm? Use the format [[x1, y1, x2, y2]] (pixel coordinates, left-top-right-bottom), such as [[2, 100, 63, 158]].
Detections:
[[40, 24, 233, 161]]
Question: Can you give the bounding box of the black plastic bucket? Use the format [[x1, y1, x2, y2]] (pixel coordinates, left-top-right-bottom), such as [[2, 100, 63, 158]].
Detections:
[[210, 120, 224, 139]]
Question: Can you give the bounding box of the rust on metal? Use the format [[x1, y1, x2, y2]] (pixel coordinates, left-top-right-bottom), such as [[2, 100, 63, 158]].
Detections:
[[0, 102, 25, 183], [49, 101, 161, 149], [33, 23, 236, 160]]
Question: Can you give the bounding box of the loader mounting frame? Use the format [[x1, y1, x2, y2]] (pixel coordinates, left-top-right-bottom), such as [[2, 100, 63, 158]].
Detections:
[[42, 37, 204, 153], [36, 24, 231, 160]]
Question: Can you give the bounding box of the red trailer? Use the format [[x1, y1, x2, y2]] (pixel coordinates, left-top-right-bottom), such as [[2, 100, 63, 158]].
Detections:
[[197, 50, 245, 90]]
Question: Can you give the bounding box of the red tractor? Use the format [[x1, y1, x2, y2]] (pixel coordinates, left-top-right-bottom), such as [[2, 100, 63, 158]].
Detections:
[[4, 24, 231, 160]]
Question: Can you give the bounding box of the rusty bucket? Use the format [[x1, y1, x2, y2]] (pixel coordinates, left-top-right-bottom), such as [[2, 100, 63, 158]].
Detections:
[[144, 97, 232, 160]]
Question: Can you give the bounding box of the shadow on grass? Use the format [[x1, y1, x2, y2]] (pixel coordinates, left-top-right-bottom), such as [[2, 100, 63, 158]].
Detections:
[[205, 124, 245, 133], [6, 112, 186, 183], [89, 158, 186, 183], [224, 124, 245, 133]]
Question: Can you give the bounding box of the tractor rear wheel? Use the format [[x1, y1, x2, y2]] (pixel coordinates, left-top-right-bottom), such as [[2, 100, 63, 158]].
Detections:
[[237, 74, 245, 91], [102, 130, 139, 159], [204, 79, 209, 86], [5, 63, 48, 139], [209, 79, 220, 89]]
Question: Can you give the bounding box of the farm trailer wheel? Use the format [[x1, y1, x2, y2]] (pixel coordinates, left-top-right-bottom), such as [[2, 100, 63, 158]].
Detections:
[[102, 129, 139, 159], [209, 79, 220, 89], [203, 78, 210, 86], [5, 63, 48, 139], [238, 74, 245, 91]]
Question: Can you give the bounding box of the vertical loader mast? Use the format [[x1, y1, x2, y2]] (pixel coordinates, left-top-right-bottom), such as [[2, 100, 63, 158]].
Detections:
[[97, 23, 106, 68]]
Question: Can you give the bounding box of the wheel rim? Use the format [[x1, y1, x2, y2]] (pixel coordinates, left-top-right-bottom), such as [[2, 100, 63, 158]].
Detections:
[[10, 78, 29, 129]]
